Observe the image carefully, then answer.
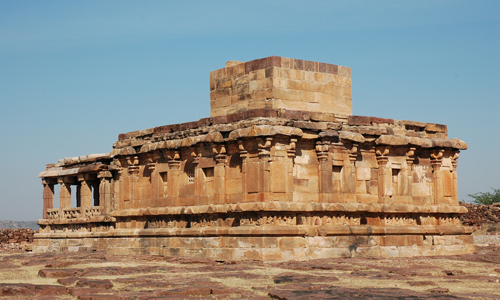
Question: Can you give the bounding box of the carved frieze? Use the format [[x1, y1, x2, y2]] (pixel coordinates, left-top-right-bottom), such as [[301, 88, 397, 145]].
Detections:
[[299, 213, 361, 226], [240, 214, 296, 226], [439, 216, 461, 226], [383, 215, 417, 226]]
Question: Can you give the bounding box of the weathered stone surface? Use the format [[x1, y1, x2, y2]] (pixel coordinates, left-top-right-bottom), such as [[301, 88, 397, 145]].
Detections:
[[425, 123, 447, 132], [268, 287, 467, 300], [339, 131, 364, 142], [38, 269, 76, 278], [348, 115, 371, 126], [310, 111, 336, 122], [0, 284, 67, 296], [57, 277, 79, 286], [76, 279, 113, 289], [273, 273, 338, 284], [376, 135, 408, 146], [318, 130, 339, 138], [370, 116, 394, 125]]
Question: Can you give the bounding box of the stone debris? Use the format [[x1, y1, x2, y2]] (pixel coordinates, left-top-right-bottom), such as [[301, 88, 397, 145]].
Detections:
[[0, 228, 36, 251], [460, 202, 500, 227]]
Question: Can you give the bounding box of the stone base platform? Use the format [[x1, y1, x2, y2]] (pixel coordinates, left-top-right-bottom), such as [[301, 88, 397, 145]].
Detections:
[[33, 226, 475, 261]]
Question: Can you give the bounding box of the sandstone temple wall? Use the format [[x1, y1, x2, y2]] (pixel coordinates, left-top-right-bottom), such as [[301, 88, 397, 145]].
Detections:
[[34, 57, 474, 260]]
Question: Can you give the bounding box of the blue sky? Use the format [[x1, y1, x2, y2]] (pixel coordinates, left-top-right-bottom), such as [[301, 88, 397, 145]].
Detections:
[[0, 1, 498, 221]]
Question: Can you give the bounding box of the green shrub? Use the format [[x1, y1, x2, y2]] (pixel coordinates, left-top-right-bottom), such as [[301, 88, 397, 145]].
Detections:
[[466, 188, 500, 205]]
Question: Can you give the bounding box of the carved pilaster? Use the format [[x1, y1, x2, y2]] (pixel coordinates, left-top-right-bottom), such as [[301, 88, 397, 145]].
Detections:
[[342, 142, 358, 195], [403, 147, 416, 197], [145, 153, 160, 207], [238, 140, 248, 201], [126, 156, 140, 208], [451, 151, 460, 203], [430, 149, 444, 205], [212, 145, 227, 204], [98, 171, 113, 215], [258, 138, 272, 201], [316, 141, 332, 201], [376, 146, 391, 202], [166, 151, 181, 203]]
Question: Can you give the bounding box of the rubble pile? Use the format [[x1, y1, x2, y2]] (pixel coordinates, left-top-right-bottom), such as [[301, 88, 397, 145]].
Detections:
[[460, 202, 500, 228], [0, 228, 36, 251]]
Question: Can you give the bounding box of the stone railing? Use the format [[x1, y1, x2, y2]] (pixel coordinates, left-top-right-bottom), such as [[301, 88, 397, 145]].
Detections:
[[84, 207, 101, 218], [47, 208, 61, 220], [54, 207, 102, 219], [62, 208, 82, 219]]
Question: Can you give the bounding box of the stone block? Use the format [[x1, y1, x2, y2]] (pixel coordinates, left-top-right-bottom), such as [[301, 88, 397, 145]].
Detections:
[[348, 115, 371, 126], [356, 168, 371, 180], [425, 123, 447, 132], [370, 116, 395, 125]]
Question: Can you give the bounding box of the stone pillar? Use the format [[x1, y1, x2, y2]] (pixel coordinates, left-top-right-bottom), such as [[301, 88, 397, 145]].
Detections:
[[451, 151, 460, 204], [58, 177, 72, 209], [98, 171, 113, 215], [214, 146, 227, 204], [431, 149, 444, 205], [113, 158, 125, 210], [146, 155, 158, 207], [376, 147, 392, 203], [238, 141, 249, 202], [258, 138, 272, 202], [167, 151, 181, 206], [342, 143, 358, 199], [127, 156, 140, 209], [78, 174, 92, 209], [403, 148, 416, 199], [42, 178, 55, 219], [316, 141, 332, 202], [191, 149, 203, 205], [285, 139, 297, 197]]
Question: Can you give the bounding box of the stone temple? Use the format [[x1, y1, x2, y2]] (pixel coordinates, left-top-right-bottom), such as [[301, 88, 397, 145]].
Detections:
[[34, 56, 474, 260]]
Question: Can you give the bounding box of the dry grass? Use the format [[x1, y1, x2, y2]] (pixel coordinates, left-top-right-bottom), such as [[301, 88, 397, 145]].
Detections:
[[0, 264, 58, 285]]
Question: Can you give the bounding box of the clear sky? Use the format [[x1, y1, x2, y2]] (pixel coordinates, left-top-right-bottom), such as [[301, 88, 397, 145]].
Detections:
[[0, 1, 499, 221]]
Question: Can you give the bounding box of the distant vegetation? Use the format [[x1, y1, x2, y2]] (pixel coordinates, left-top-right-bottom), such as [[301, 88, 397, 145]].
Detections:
[[0, 220, 39, 230], [466, 188, 500, 205]]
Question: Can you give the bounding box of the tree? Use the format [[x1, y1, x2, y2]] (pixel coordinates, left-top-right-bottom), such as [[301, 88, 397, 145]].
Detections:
[[466, 188, 500, 205]]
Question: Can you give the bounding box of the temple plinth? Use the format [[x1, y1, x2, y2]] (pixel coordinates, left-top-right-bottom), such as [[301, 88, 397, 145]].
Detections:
[[34, 56, 474, 260]]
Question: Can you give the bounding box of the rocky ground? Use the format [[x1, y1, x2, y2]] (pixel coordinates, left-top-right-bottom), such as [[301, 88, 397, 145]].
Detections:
[[0, 244, 499, 300]]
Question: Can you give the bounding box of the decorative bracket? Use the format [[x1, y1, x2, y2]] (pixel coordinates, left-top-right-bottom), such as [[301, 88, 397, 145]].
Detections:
[[315, 141, 330, 162], [375, 146, 390, 167], [405, 147, 416, 169], [286, 138, 297, 158], [430, 149, 444, 171]]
